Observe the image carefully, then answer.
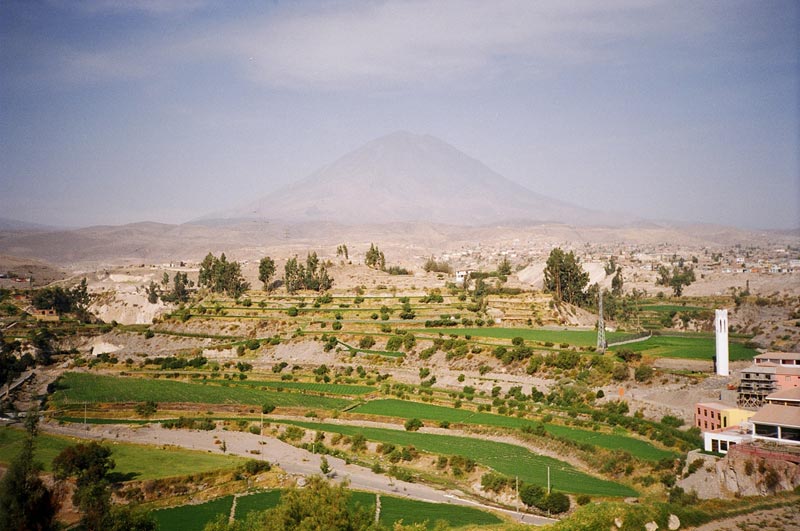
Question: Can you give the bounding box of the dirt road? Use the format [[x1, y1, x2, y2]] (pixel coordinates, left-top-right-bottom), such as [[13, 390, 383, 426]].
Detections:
[[40, 420, 555, 526]]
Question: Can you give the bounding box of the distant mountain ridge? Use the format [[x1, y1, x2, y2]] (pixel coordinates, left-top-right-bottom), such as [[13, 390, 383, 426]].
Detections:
[[208, 131, 628, 226]]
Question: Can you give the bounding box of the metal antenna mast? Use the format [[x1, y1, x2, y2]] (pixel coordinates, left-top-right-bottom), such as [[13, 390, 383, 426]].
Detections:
[[597, 290, 607, 353]]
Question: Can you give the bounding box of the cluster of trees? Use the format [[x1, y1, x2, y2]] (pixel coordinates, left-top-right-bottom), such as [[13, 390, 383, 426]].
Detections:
[[258, 257, 276, 291], [335, 244, 349, 260], [199, 253, 250, 298], [147, 272, 193, 304], [0, 330, 33, 387], [0, 411, 155, 531], [284, 252, 333, 293], [31, 278, 89, 315], [656, 265, 696, 297], [543, 248, 590, 305], [423, 257, 452, 274], [364, 243, 385, 270]]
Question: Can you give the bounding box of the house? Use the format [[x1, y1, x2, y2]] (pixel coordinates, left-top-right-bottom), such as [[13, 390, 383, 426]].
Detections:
[[454, 270, 473, 285], [738, 352, 800, 408], [702, 388, 800, 453], [695, 402, 754, 431], [29, 308, 58, 322]]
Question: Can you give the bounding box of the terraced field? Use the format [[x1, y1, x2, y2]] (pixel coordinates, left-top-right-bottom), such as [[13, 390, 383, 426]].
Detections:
[[621, 335, 756, 361], [420, 327, 628, 346], [207, 379, 375, 396], [153, 489, 502, 531], [50, 373, 351, 410], [276, 420, 637, 497], [0, 427, 244, 480], [352, 399, 674, 461]]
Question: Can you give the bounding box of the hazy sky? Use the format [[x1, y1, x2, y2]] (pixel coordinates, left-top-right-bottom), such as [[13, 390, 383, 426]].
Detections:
[[1, 0, 798, 229]]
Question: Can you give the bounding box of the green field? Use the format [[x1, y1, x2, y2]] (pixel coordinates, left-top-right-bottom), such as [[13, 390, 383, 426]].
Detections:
[[641, 304, 706, 313], [420, 327, 628, 347], [153, 495, 233, 531], [379, 496, 502, 529], [154, 490, 501, 531], [207, 379, 375, 396], [276, 420, 637, 497], [620, 335, 756, 361], [352, 400, 673, 461], [0, 427, 244, 480], [51, 373, 350, 410]]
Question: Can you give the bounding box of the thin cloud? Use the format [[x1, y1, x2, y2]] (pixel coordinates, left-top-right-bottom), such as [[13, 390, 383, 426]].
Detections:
[[54, 0, 210, 16]]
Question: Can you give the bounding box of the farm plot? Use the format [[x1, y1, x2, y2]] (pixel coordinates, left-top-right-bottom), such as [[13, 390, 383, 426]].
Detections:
[[619, 335, 756, 361], [50, 373, 350, 410], [0, 427, 244, 480], [352, 400, 674, 461], [153, 490, 501, 531], [153, 495, 233, 531], [276, 420, 637, 497], [419, 327, 628, 346], [207, 379, 375, 396]]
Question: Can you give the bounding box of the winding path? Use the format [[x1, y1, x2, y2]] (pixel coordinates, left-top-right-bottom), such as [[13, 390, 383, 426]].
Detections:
[[39, 420, 555, 526]]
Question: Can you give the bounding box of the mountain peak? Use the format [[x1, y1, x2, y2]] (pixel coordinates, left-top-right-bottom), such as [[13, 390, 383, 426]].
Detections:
[[212, 132, 622, 226]]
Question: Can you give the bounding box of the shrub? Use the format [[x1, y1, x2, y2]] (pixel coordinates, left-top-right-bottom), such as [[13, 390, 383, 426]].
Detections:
[[635, 365, 654, 382], [244, 460, 271, 474], [404, 418, 423, 431], [358, 336, 376, 349], [262, 403, 276, 414], [332, 321, 343, 331], [287, 307, 299, 317]]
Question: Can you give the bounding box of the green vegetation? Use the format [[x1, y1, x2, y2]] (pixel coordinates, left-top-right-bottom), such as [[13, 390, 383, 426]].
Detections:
[[379, 496, 502, 529], [154, 495, 234, 531], [275, 420, 636, 496], [50, 373, 350, 410], [353, 399, 673, 461], [621, 335, 756, 361], [0, 427, 245, 480], [421, 327, 625, 346], [154, 488, 500, 531], [207, 379, 374, 396]]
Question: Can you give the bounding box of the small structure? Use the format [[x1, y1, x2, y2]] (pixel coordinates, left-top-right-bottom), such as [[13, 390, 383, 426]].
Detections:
[[703, 425, 752, 454], [29, 308, 58, 322], [715, 309, 729, 376], [750, 404, 800, 446], [454, 270, 472, 285]]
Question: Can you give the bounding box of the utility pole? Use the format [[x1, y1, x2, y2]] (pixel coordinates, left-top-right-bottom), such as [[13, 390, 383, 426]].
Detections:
[[547, 466, 551, 494], [597, 290, 606, 353], [515, 476, 519, 513]]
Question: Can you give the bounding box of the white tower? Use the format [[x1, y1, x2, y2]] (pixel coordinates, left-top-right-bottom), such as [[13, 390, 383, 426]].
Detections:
[[715, 309, 729, 376]]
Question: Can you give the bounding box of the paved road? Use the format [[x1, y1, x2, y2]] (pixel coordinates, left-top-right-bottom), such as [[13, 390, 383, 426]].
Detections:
[[40, 421, 555, 526]]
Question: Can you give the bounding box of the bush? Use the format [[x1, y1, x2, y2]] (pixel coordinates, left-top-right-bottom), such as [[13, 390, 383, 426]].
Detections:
[[287, 307, 299, 317], [404, 418, 423, 431], [635, 365, 654, 382], [519, 484, 544, 508], [262, 403, 276, 414], [244, 460, 271, 474], [358, 336, 376, 349], [481, 472, 510, 493], [332, 321, 343, 331], [540, 492, 570, 513], [576, 494, 591, 506]]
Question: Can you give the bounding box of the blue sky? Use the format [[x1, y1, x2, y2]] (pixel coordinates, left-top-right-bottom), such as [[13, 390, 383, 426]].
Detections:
[[1, 0, 798, 229]]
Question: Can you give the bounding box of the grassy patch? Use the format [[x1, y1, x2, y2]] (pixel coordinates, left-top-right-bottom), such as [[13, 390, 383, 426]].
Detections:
[[276, 420, 637, 497], [352, 400, 673, 461], [208, 379, 375, 396], [379, 496, 503, 529], [153, 496, 233, 531], [155, 490, 500, 531], [50, 372, 350, 410], [620, 335, 756, 361], [419, 327, 627, 347], [0, 427, 244, 480]]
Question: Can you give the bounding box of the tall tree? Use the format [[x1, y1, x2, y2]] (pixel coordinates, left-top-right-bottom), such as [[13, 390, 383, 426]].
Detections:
[[656, 265, 696, 297], [0, 409, 59, 531], [365, 243, 385, 270], [497, 256, 512, 276], [611, 266, 624, 296], [258, 257, 276, 291], [543, 248, 589, 305], [53, 442, 115, 531]]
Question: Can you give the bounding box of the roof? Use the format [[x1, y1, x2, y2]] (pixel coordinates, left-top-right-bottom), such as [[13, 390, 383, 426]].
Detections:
[[696, 402, 738, 411], [750, 404, 800, 428], [755, 352, 800, 361], [742, 365, 777, 374], [766, 387, 800, 401]]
